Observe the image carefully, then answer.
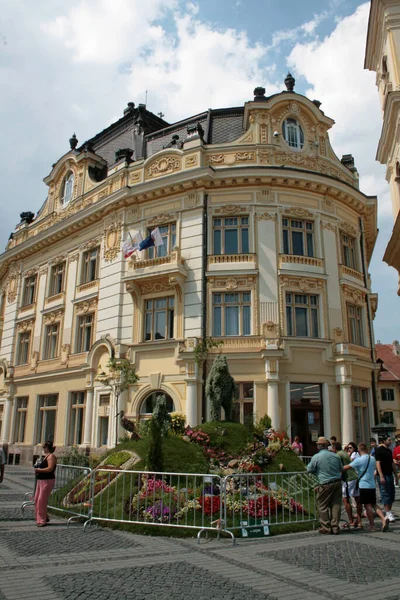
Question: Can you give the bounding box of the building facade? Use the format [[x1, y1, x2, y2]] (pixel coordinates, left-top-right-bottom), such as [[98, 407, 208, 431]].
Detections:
[[376, 340, 400, 433], [0, 80, 378, 463], [365, 0, 400, 290]]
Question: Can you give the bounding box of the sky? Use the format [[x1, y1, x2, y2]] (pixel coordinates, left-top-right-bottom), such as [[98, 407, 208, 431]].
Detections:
[[0, 0, 398, 342]]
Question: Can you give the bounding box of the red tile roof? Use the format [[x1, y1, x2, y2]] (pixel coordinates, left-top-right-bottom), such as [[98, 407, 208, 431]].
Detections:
[[376, 343, 400, 381]]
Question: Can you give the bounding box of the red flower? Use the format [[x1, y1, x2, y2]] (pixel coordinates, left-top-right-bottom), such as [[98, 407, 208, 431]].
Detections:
[[197, 495, 221, 516]]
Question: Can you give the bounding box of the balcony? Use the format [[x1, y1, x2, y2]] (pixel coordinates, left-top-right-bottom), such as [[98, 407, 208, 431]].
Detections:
[[208, 253, 257, 272], [279, 254, 324, 268], [17, 303, 36, 318], [76, 279, 99, 295], [44, 292, 65, 308], [208, 336, 265, 353], [126, 249, 187, 282], [339, 265, 364, 284]]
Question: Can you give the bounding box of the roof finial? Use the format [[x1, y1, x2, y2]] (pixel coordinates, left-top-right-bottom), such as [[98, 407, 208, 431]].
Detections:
[[284, 73, 295, 92], [253, 87, 267, 101], [69, 133, 78, 150]]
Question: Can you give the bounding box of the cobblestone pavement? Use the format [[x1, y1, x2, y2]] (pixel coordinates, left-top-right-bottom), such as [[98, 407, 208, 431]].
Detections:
[[2, 466, 400, 600]]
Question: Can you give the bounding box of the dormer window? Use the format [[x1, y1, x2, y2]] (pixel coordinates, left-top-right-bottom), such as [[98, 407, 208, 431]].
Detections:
[[283, 118, 304, 150], [61, 172, 74, 207]]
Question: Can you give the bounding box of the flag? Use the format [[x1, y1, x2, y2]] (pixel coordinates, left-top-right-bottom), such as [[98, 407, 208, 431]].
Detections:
[[138, 227, 164, 251], [122, 230, 143, 258]]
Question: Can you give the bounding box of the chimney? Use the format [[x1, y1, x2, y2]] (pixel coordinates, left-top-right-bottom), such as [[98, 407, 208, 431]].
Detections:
[[393, 340, 400, 355]]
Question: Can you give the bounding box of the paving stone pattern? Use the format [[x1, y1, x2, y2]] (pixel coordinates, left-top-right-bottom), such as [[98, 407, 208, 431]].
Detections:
[[1, 527, 140, 556], [266, 541, 399, 584], [0, 507, 35, 521], [47, 563, 273, 600], [0, 493, 29, 502]]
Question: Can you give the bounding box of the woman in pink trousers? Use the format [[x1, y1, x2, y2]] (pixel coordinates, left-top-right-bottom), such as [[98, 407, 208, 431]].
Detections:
[[34, 440, 57, 527]]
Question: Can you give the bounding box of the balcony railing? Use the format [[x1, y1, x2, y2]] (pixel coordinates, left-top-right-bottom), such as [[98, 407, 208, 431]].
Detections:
[[279, 254, 324, 268], [130, 249, 184, 270], [208, 253, 257, 265], [339, 265, 364, 283]]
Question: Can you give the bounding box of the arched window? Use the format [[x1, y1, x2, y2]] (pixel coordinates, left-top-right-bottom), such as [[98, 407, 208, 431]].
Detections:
[[139, 391, 174, 417], [283, 118, 304, 150], [61, 172, 74, 207]]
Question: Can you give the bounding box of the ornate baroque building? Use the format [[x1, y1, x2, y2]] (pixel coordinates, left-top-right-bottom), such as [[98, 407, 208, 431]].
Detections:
[[0, 78, 378, 463], [365, 0, 400, 290]]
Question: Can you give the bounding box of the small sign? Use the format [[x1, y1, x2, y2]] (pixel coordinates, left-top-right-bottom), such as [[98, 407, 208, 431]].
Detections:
[[240, 519, 270, 538], [308, 412, 314, 425], [311, 430, 319, 442]]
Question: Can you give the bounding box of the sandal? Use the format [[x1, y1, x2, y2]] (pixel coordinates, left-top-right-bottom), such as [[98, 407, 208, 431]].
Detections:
[[341, 522, 350, 530], [382, 518, 390, 532]]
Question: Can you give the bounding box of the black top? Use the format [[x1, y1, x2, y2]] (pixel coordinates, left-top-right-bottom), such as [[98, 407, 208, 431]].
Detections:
[[375, 446, 393, 476], [35, 454, 56, 480]]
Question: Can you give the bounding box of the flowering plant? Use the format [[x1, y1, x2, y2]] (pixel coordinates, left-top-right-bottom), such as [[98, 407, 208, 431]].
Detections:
[[170, 412, 186, 435], [197, 495, 221, 516]]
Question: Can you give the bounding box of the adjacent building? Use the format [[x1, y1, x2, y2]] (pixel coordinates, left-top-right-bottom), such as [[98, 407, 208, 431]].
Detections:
[[365, 0, 400, 290], [0, 77, 378, 463], [376, 340, 400, 433]]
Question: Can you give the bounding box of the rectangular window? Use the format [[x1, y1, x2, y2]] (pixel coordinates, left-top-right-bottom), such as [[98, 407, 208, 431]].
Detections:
[[382, 388, 395, 402], [381, 411, 394, 425], [76, 314, 94, 353], [81, 248, 99, 284], [43, 323, 60, 359], [144, 297, 174, 341], [49, 262, 65, 296], [22, 275, 37, 306], [212, 292, 251, 336], [341, 233, 358, 270], [148, 223, 176, 259], [212, 217, 249, 255], [36, 394, 58, 444], [99, 416, 109, 446], [352, 387, 369, 443], [14, 397, 28, 443], [286, 293, 320, 338], [347, 304, 364, 346], [282, 218, 314, 257], [232, 382, 254, 425], [16, 331, 31, 365], [69, 391, 86, 445]]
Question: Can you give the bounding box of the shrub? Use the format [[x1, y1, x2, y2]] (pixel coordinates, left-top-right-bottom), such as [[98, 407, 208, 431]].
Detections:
[[104, 451, 131, 468], [153, 394, 172, 437], [58, 446, 89, 467], [170, 412, 186, 435], [147, 418, 164, 472]]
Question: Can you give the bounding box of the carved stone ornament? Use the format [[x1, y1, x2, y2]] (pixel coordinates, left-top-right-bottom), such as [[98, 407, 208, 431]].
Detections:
[[280, 276, 324, 292], [68, 252, 79, 264], [103, 222, 122, 262], [80, 237, 102, 252], [263, 321, 280, 339], [185, 155, 198, 168], [148, 213, 175, 226], [74, 298, 98, 315], [208, 276, 256, 290], [342, 284, 365, 306], [48, 254, 67, 266], [6, 272, 19, 304], [30, 351, 39, 371], [129, 172, 142, 184], [141, 281, 172, 295], [284, 207, 314, 220], [23, 267, 39, 278], [234, 152, 255, 162], [340, 221, 358, 237], [214, 205, 248, 215], [146, 155, 181, 179], [321, 221, 337, 232], [43, 309, 64, 324], [332, 327, 344, 343], [17, 318, 35, 332], [258, 149, 274, 163], [61, 344, 71, 365], [257, 212, 276, 221]]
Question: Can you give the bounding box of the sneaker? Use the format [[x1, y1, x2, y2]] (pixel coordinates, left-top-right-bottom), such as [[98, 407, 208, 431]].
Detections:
[[387, 511, 396, 522]]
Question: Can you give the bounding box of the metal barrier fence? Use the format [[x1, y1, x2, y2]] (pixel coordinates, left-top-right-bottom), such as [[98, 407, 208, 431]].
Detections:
[[300, 455, 313, 466], [21, 465, 318, 543], [223, 471, 318, 538]]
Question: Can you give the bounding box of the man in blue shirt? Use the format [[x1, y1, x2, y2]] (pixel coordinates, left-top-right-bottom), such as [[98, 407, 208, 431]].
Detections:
[[307, 437, 343, 534], [343, 442, 389, 532]]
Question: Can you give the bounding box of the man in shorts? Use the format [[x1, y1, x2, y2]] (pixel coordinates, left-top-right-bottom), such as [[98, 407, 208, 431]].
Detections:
[[334, 442, 361, 528], [344, 442, 388, 532], [375, 436, 398, 522]]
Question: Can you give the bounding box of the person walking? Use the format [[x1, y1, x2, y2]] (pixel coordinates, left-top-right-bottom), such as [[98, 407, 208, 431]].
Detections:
[[392, 438, 400, 487], [369, 438, 377, 457], [292, 436, 303, 456], [307, 437, 343, 535], [34, 440, 57, 527], [0, 446, 6, 483], [375, 436, 398, 522], [334, 442, 362, 529], [343, 442, 389, 532]]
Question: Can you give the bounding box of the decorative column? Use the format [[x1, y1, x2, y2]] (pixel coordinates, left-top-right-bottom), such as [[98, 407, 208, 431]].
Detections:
[[1, 397, 13, 444], [82, 388, 94, 446], [340, 384, 353, 444], [322, 383, 332, 439], [265, 358, 280, 430], [186, 381, 198, 427]]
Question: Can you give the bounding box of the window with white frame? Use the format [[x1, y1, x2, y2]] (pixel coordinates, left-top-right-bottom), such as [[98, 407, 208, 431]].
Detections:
[[81, 248, 99, 284], [69, 391, 85, 445], [286, 293, 320, 338], [213, 216, 249, 255], [147, 223, 176, 258], [49, 262, 66, 296], [382, 388, 395, 401], [340, 233, 358, 270], [61, 172, 74, 207], [22, 275, 37, 306], [36, 394, 58, 443], [139, 391, 174, 418], [381, 410, 394, 425], [213, 292, 251, 336], [75, 314, 94, 353], [347, 304, 364, 346], [99, 417, 109, 446], [144, 297, 174, 341], [16, 331, 31, 365], [283, 118, 304, 150], [232, 382, 254, 425], [14, 397, 28, 443], [352, 387, 369, 443], [43, 323, 60, 360], [282, 218, 314, 257]]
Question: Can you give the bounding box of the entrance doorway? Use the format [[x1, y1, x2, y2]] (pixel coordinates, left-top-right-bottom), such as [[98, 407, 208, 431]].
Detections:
[[290, 383, 323, 456]]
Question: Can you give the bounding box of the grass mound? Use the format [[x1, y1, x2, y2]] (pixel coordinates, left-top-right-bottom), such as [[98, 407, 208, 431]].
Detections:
[[265, 449, 306, 473], [116, 435, 209, 474], [195, 421, 250, 456]]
